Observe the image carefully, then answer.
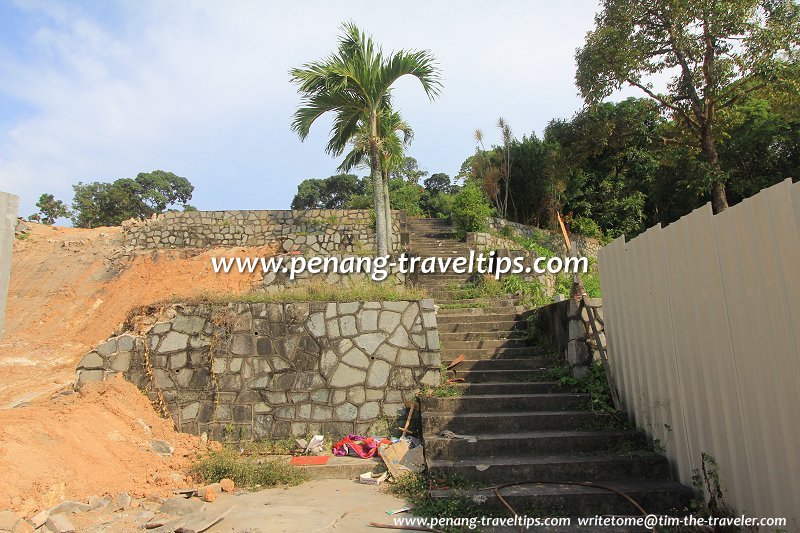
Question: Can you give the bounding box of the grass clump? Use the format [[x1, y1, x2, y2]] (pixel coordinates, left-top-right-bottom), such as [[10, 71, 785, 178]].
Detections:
[[389, 472, 485, 527], [190, 447, 307, 488]]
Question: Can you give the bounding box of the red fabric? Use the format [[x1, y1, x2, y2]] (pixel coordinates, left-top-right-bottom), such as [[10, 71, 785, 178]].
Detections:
[[289, 455, 330, 465], [332, 435, 392, 458]]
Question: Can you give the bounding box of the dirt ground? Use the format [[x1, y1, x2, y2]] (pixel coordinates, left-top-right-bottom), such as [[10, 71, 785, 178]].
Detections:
[[0, 222, 278, 515], [0, 376, 205, 514], [0, 222, 275, 408]]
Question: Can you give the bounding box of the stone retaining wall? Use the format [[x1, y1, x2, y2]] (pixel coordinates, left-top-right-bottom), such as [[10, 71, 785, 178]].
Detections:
[[122, 209, 408, 255], [481, 217, 602, 257], [76, 300, 440, 441], [536, 297, 606, 376]]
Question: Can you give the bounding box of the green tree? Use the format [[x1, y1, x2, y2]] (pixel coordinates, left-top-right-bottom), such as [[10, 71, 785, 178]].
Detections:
[[452, 180, 494, 239], [390, 156, 428, 184], [576, 0, 800, 213], [71, 171, 194, 228], [290, 22, 441, 255], [291, 174, 365, 209], [423, 173, 453, 195], [544, 98, 663, 237], [28, 193, 71, 225], [337, 110, 415, 242]]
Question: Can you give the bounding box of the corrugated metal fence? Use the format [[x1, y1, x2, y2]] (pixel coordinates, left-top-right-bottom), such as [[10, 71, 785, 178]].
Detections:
[[598, 179, 800, 527]]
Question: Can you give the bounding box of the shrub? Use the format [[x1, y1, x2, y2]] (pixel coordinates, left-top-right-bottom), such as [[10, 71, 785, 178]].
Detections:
[[569, 215, 605, 241], [190, 447, 306, 488], [452, 181, 493, 239]]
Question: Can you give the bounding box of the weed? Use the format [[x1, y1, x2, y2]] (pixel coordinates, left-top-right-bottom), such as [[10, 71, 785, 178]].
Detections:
[[420, 384, 464, 398], [191, 447, 307, 488], [690, 452, 737, 527], [438, 303, 488, 309], [155, 282, 427, 306], [15, 232, 29, 241], [389, 471, 487, 527]]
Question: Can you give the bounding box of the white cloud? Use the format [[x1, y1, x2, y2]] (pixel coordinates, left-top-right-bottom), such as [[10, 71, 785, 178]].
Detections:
[[0, 0, 605, 219]]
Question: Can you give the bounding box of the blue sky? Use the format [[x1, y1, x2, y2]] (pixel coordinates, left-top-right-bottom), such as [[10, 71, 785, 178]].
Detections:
[[0, 0, 632, 220]]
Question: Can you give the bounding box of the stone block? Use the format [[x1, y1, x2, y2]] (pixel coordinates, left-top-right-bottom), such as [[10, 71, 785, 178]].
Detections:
[[230, 334, 253, 356], [159, 332, 188, 353], [389, 368, 415, 388], [568, 320, 586, 341], [330, 364, 366, 387], [77, 369, 105, 385], [169, 352, 187, 370], [77, 352, 103, 370], [425, 329, 440, 351], [341, 348, 369, 369], [339, 315, 358, 337], [335, 402, 358, 421], [117, 334, 136, 352], [396, 348, 420, 366], [96, 339, 117, 356], [566, 339, 590, 366], [307, 312, 325, 337], [347, 387, 366, 404], [360, 309, 379, 331], [171, 315, 205, 335], [367, 359, 391, 388], [378, 311, 401, 332]]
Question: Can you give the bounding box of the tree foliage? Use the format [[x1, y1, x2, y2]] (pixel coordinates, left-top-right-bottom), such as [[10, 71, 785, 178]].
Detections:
[[290, 22, 441, 255], [576, 0, 800, 213], [28, 193, 71, 225], [290, 174, 366, 209], [71, 170, 194, 228]]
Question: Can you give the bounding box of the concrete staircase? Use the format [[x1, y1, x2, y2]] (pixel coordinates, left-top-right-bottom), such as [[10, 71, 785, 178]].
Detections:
[[408, 217, 692, 518]]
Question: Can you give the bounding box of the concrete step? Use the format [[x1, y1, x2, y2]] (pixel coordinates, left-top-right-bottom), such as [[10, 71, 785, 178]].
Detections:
[[446, 368, 549, 383], [436, 308, 524, 318], [424, 430, 648, 461], [436, 313, 522, 324], [427, 453, 672, 484], [422, 410, 606, 434], [442, 338, 530, 350], [436, 297, 524, 307], [445, 381, 566, 395], [441, 347, 547, 359], [429, 479, 693, 516], [421, 393, 588, 413], [440, 330, 528, 342], [441, 358, 551, 371]]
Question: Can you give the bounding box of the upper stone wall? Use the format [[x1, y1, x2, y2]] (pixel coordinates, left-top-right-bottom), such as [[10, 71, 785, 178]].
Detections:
[[476, 217, 602, 257], [121, 209, 408, 255]]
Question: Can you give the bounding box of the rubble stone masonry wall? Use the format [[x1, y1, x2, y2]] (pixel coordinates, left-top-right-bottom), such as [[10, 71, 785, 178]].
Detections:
[[121, 209, 408, 255], [76, 299, 440, 441]]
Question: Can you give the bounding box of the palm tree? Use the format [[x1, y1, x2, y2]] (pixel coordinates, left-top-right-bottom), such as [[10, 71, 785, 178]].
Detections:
[[290, 22, 441, 255], [339, 110, 414, 250]]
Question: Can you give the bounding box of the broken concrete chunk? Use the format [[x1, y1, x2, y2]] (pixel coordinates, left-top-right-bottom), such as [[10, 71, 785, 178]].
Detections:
[[45, 514, 76, 533], [158, 496, 203, 517], [112, 492, 132, 512], [29, 510, 48, 529], [0, 511, 20, 532], [149, 439, 175, 457], [88, 495, 112, 511], [48, 501, 91, 515]]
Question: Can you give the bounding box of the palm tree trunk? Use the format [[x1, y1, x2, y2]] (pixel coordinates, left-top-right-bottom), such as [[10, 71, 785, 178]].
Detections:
[[370, 112, 388, 255], [382, 168, 393, 253]]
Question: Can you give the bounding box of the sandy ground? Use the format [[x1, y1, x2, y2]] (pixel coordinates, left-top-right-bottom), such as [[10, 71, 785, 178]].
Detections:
[[0, 376, 205, 514], [0, 222, 275, 408], [66, 479, 411, 533], [0, 222, 279, 514]]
